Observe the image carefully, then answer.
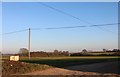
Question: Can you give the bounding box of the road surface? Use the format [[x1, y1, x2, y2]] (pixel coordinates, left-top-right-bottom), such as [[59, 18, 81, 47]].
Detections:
[[23, 61, 120, 75]]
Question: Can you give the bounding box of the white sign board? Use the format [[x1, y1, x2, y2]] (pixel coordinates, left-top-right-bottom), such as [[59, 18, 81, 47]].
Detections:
[[10, 56, 19, 61]]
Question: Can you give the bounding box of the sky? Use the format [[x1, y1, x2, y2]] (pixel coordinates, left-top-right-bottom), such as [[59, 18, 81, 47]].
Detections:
[[0, 2, 2, 53], [1, 2, 118, 54]]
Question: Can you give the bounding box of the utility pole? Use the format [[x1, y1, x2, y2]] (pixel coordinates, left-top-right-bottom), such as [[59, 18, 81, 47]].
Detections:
[[28, 28, 31, 60]]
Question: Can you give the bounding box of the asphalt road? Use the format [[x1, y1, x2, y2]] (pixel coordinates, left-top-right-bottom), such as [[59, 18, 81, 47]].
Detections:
[[64, 61, 120, 74], [24, 61, 120, 75]]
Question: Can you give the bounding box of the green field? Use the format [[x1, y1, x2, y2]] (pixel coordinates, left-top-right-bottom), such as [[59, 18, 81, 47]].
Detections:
[[18, 56, 120, 68], [2, 56, 120, 67], [81, 52, 116, 55]]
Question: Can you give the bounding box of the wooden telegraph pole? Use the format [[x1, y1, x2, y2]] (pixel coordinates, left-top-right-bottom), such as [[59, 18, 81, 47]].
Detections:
[[28, 28, 31, 60]]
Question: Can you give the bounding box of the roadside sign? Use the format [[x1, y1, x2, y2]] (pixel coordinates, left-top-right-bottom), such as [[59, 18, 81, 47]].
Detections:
[[10, 56, 19, 61]]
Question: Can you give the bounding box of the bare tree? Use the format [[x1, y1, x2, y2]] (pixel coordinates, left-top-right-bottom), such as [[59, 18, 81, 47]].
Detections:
[[19, 48, 29, 56], [82, 49, 87, 53]]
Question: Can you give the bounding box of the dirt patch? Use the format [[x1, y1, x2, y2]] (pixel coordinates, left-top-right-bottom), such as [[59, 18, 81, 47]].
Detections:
[[2, 61, 52, 75], [23, 67, 100, 75]]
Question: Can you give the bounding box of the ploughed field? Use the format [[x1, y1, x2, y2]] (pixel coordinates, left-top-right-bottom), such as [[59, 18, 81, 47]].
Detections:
[[2, 56, 120, 76]]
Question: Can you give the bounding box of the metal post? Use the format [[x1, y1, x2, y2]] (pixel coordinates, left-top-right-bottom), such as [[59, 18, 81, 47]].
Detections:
[[28, 28, 30, 60]]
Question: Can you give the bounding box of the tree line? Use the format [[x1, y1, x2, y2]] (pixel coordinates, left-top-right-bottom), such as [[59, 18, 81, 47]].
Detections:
[[19, 48, 120, 57], [19, 48, 69, 57]]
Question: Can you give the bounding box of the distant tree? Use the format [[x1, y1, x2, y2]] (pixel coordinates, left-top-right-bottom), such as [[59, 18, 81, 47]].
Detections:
[[112, 49, 120, 52], [53, 49, 59, 56], [54, 49, 59, 53], [103, 49, 107, 52], [63, 51, 69, 56], [82, 49, 87, 52], [19, 48, 29, 56]]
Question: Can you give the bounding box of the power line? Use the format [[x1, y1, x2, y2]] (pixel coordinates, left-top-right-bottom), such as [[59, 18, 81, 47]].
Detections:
[[1, 23, 119, 36], [31, 23, 119, 30], [90, 23, 119, 34], [1, 3, 117, 36], [0, 29, 28, 35], [39, 3, 117, 34], [31, 25, 86, 30], [40, 3, 92, 25], [90, 23, 119, 27]]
